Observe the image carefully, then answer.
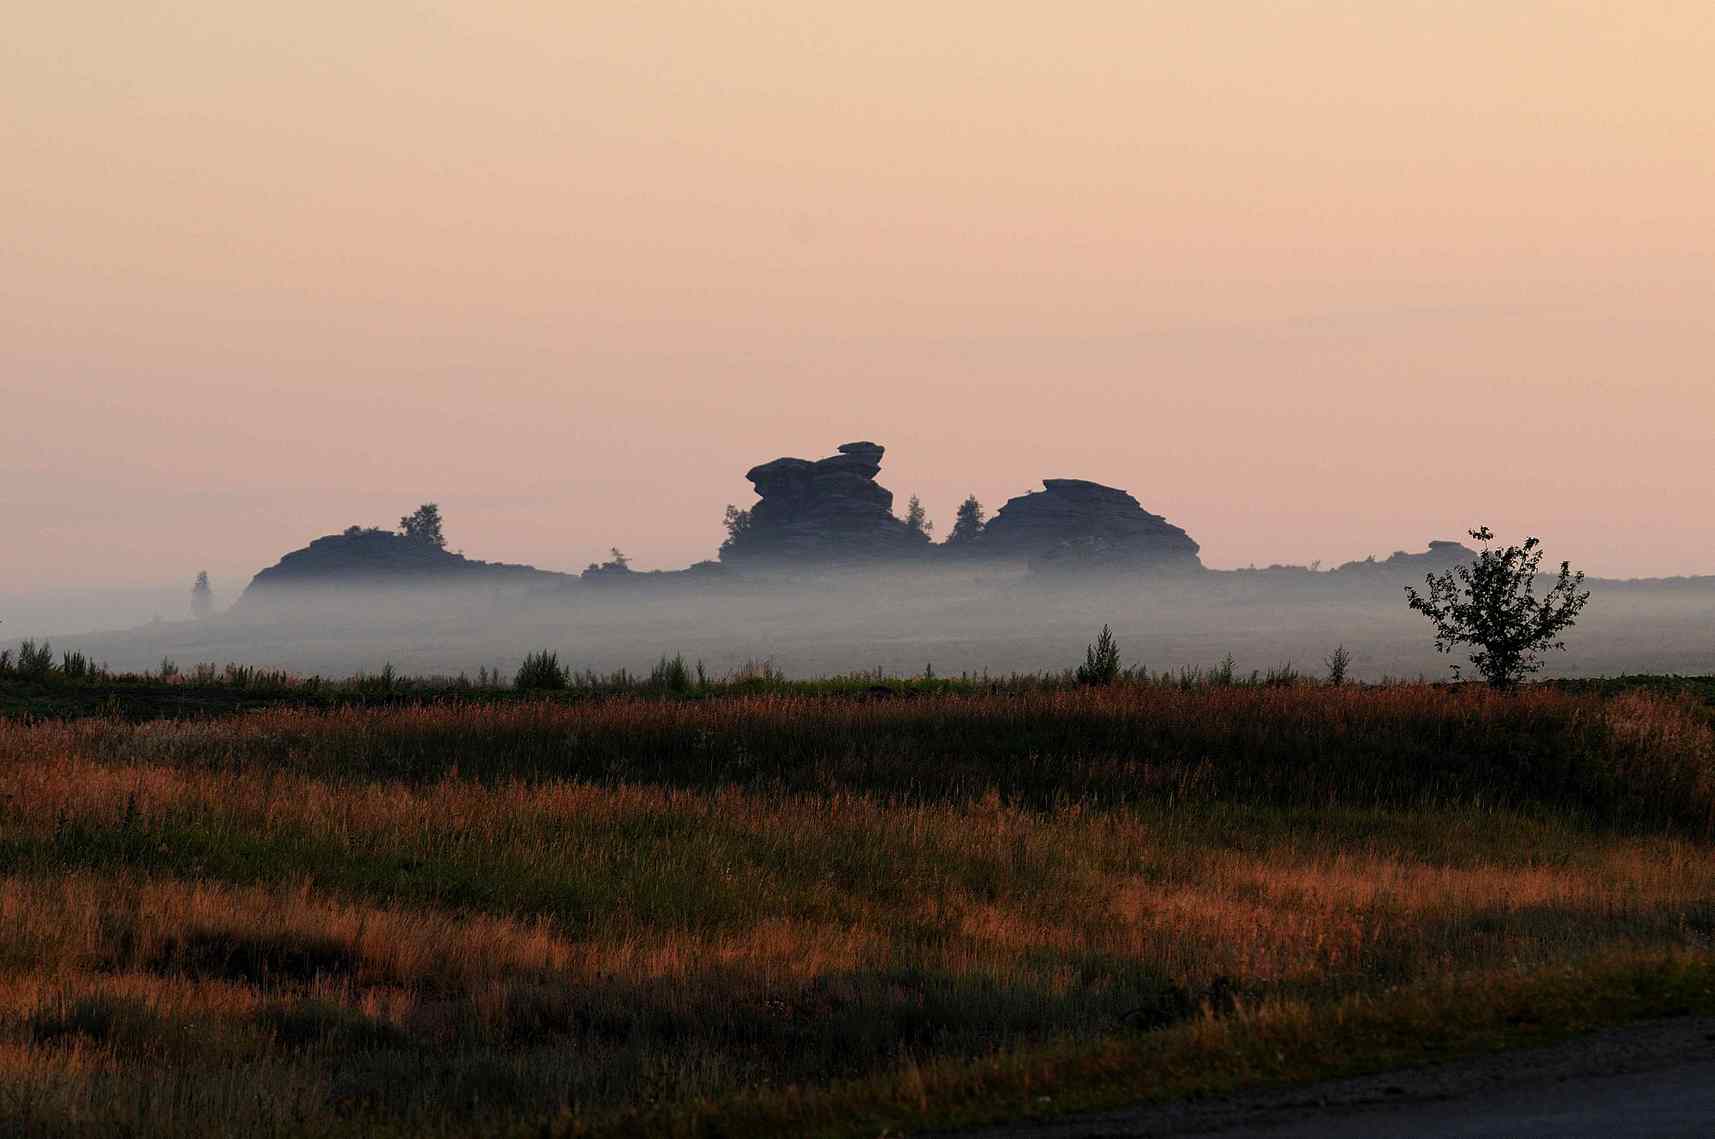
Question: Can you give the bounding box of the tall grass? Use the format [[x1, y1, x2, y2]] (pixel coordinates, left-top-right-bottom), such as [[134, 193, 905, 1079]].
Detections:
[[0, 682, 1710, 1135], [18, 684, 1709, 831]]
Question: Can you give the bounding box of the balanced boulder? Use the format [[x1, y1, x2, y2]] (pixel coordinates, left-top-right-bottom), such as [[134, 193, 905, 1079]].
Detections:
[[721, 441, 930, 564]]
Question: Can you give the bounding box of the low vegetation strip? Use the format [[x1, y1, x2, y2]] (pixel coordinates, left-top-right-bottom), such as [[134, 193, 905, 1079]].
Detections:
[[0, 682, 1710, 1136], [10, 684, 1715, 831]]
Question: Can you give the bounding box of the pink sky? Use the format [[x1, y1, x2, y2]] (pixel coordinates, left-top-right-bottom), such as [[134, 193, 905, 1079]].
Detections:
[[4, 2, 1712, 589]]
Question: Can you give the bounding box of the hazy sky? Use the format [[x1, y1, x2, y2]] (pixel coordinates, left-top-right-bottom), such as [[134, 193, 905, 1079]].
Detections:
[[5, 1, 1713, 595]]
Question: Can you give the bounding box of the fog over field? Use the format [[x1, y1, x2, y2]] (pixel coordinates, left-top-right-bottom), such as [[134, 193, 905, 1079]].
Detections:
[[40, 568, 1715, 684]]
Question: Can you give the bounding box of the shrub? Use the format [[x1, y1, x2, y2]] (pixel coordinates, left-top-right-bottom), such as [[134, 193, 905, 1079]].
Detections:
[[649, 653, 692, 694], [1405, 526, 1591, 688], [1210, 652, 1237, 687], [514, 651, 567, 691], [1324, 645, 1352, 686], [1075, 625, 1121, 686], [17, 640, 54, 681]]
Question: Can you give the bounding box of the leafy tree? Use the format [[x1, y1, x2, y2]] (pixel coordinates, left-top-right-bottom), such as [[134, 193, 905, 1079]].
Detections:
[[1075, 624, 1122, 686], [1405, 526, 1590, 689], [946, 495, 985, 544], [399, 503, 446, 548], [720, 505, 752, 554], [904, 495, 932, 536], [190, 570, 213, 620]]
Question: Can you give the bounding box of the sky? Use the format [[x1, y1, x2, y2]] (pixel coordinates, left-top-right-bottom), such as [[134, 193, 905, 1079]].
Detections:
[[4, 1, 1713, 601]]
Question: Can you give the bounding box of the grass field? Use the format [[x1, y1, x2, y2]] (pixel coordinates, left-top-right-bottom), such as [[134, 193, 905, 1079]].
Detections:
[[1, 676, 1712, 1136]]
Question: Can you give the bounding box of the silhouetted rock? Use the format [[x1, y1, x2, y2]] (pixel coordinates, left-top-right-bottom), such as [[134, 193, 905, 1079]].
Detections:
[[721, 441, 931, 564], [982, 479, 1202, 571], [1332, 540, 1477, 579], [240, 528, 565, 603]]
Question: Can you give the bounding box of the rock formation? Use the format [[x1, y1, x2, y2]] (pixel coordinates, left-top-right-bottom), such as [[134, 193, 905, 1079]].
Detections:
[[980, 479, 1202, 572], [720, 441, 931, 564], [240, 527, 565, 604], [1331, 540, 1478, 579]]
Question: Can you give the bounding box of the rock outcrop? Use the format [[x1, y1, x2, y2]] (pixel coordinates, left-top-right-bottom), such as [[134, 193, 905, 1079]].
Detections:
[[1331, 540, 1478, 579], [240, 528, 566, 604], [720, 441, 931, 564], [980, 479, 1202, 572]]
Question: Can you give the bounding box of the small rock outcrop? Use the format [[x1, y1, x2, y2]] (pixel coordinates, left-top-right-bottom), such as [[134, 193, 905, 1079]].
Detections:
[[980, 479, 1202, 572], [1331, 540, 1477, 579], [720, 441, 931, 564], [241, 528, 565, 603]]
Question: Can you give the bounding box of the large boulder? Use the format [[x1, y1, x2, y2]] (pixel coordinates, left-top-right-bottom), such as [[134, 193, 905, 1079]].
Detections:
[[721, 441, 931, 564], [981, 479, 1202, 572]]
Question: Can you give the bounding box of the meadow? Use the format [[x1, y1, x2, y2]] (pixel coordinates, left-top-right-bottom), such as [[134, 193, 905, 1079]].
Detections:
[[0, 668, 1713, 1136]]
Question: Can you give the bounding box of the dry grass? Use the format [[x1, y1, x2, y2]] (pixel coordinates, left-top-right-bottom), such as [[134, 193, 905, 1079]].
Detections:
[[14, 682, 1713, 830], [0, 685, 1711, 1135]]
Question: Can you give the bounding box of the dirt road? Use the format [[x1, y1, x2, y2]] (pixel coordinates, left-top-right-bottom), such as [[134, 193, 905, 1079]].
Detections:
[[929, 1016, 1715, 1138]]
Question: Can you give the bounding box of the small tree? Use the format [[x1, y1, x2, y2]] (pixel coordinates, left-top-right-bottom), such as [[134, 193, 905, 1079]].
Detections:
[[720, 505, 752, 555], [1076, 624, 1122, 686], [399, 503, 446, 548], [514, 650, 567, 691], [946, 495, 985, 545], [1323, 644, 1351, 686], [1405, 526, 1590, 689], [904, 495, 932, 537], [16, 639, 54, 681], [190, 570, 213, 620]]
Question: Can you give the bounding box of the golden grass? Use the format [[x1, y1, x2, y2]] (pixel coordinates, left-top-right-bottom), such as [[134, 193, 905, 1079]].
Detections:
[[0, 688, 1710, 1134]]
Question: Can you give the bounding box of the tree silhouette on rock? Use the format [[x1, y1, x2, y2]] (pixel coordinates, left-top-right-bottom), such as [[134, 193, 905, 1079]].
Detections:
[[398, 504, 446, 548]]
